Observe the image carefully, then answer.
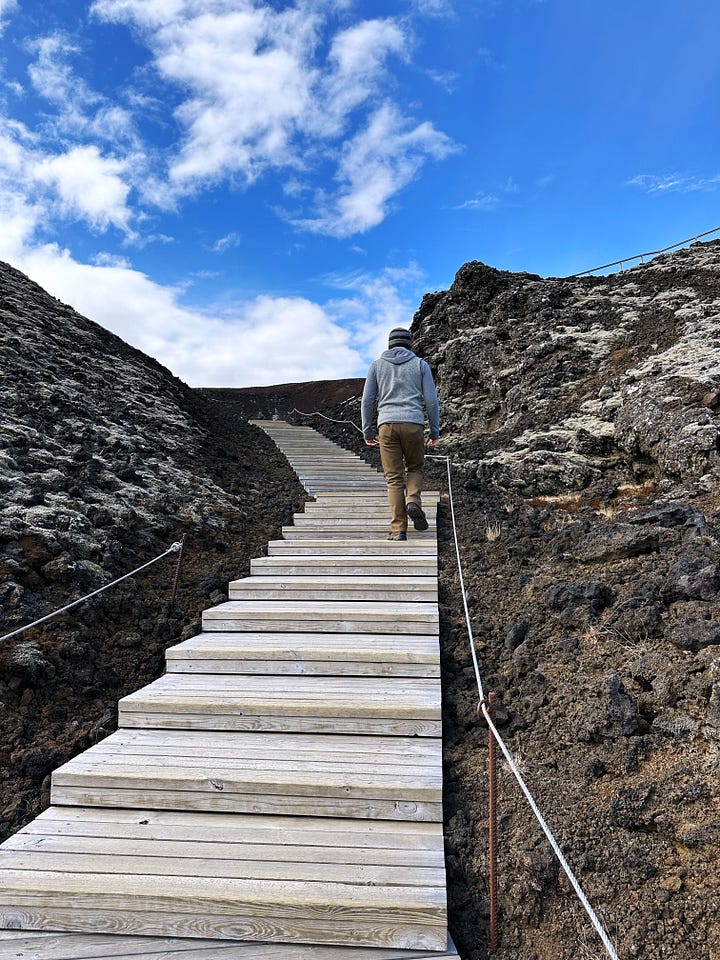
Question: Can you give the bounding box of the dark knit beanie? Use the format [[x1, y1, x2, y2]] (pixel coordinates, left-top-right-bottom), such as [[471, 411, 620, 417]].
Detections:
[[388, 327, 412, 349]]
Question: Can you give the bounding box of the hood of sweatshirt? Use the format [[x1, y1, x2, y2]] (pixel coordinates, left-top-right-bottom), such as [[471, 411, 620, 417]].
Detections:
[[380, 347, 416, 364]]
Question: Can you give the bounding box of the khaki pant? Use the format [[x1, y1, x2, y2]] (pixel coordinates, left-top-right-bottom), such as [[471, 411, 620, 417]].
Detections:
[[378, 422, 425, 534]]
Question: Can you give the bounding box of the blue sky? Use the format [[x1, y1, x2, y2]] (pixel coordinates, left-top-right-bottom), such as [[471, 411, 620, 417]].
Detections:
[[1, 0, 718, 386]]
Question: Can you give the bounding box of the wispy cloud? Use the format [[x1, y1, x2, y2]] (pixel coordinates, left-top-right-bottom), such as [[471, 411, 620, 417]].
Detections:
[[455, 176, 518, 211], [426, 68, 460, 92], [455, 192, 501, 211], [212, 231, 241, 254], [411, 0, 456, 18], [627, 173, 720, 194], [26, 33, 138, 146], [322, 261, 427, 359], [0, 0, 17, 35], [297, 103, 457, 237]]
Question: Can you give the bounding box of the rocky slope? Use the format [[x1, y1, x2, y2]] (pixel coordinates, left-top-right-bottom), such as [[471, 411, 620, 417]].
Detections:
[[220, 240, 720, 960], [0, 260, 305, 839]]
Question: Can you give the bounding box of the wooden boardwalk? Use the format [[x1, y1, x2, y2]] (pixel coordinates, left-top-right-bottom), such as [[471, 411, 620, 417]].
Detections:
[[0, 421, 455, 960]]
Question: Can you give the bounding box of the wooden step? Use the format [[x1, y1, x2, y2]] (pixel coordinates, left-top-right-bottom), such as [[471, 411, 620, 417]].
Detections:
[[229, 576, 437, 601], [302, 507, 437, 518], [0, 928, 460, 960], [49, 730, 442, 821], [292, 518, 436, 529], [266, 541, 437, 556], [202, 599, 439, 634], [250, 556, 437, 576], [165, 631, 440, 677], [282, 529, 436, 542], [118, 675, 441, 738]]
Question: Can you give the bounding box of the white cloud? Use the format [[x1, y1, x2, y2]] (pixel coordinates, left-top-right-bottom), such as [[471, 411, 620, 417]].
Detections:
[[323, 262, 427, 360], [455, 192, 501, 210], [627, 173, 720, 194], [412, 0, 455, 17], [89, 1, 453, 235], [0, 162, 369, 387], [112, 3, 321, 189], [426, 68, 460, 91], [0, 124, 433, 388], [28, 34, 84, 100], [14, 243, 365, 386], [0, 0, 17, 34], [33, 145, 134, 233], [27, 32, 140, 149], [299, 104, 457, 237], [317, 18, 409, 135], [211, 231, 241, 253], [455, 176, 518, 211]]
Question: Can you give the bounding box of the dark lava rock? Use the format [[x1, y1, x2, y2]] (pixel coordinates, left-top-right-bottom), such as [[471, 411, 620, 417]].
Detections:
[[572, 524, 660, 563], [663, 557, 720, 601], [545, 580, 615, 612]]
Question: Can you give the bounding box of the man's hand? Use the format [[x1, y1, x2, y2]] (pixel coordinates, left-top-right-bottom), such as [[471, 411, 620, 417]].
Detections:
[[365, 436, 380, 447], [426, 437, 439, 449]]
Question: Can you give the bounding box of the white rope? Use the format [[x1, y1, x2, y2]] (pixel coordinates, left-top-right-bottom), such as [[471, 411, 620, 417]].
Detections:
[[431, 451, 619, 959], [427, 453, 485, 702], [0, 542, 183, 646], [481, 703, 619, 960], [289, 407, 364, 435]]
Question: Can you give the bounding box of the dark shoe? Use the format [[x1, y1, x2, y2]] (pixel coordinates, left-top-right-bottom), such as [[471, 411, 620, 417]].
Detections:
[[387, 531, 407, 541], [406, 502, 428, 531]]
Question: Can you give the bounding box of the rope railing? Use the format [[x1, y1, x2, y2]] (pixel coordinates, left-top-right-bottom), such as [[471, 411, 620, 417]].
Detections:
[[572, 224, 720, 277], [0, 541, 183, 646], [273, 412, 621, 957], [432, 450, 620, 959], [288, 406, 364, 435]]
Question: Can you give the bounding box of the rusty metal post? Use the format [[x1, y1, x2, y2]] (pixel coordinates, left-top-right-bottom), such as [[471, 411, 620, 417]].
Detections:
[[488, 691, 499, 954], [169, 534, 187, 609]]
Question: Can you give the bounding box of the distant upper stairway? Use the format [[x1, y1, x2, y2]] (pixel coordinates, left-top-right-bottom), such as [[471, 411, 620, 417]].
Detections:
[[0, 421, 455, 960]]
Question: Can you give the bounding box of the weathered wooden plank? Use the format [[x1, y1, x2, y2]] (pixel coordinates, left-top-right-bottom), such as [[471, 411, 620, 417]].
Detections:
[[136, 674, 439, 692], [167, 656, 440, 678], [24, 807, 444, 847], [281, 530, 436, 542], [166, 659, 440, 678], [201, 619, 438, 637], [0, 851, 445, 888], [0, 929, 458, 960], [266, 542, 437, 556], [4, 833, 444, 868], [228, 576, 437, 601], [249, 558, 437, 576], [118, 712, 441, 738], [52, 762, 441, 798], [163, 633, 440, 677], [82, 730, 440, 761], [0, 899, 448, 951], [167, 631, 440, 657], [0, 869, 448, 910], [292, 519, 436, 529], [204, 600, 438, 615]]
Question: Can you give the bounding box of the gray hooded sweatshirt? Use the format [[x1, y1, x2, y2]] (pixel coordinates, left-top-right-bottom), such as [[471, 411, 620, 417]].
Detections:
[[361, 347, 440, 440]]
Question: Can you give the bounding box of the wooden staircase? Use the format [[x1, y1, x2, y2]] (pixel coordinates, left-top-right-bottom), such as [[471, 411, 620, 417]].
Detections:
[[0, 421, 456, 960]]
